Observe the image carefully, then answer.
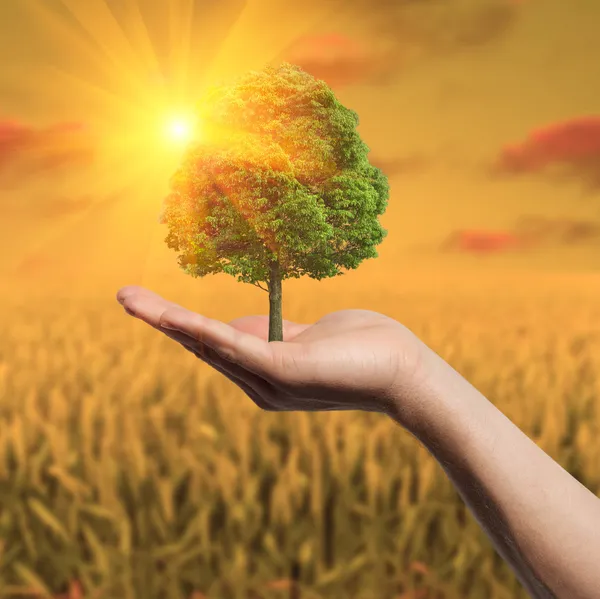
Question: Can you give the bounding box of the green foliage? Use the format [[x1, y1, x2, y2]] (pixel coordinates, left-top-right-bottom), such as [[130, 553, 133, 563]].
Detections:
[[160, 63, 389, 288]]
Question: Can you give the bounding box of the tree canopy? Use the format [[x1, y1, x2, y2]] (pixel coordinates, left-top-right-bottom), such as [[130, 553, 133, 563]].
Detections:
[[159, 62, 389, 291]]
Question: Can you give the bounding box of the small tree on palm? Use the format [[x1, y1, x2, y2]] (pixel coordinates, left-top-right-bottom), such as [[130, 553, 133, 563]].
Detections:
[[159, 63, 389, 342]]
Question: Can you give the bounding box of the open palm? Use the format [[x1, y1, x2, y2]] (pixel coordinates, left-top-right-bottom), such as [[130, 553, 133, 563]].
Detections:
[[117, 286, 428, 418]]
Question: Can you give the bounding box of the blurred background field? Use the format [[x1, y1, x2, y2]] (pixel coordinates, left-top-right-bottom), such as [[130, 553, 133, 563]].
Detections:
[[2, 0, 600, 596], [1, 268, 599, 598]]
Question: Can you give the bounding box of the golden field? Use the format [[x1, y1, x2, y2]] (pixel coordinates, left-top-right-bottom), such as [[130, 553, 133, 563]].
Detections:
[[0, 267, 599, 599]]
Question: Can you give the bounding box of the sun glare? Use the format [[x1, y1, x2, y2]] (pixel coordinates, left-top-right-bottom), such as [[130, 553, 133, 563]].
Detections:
[[166, 116, 196, 143]]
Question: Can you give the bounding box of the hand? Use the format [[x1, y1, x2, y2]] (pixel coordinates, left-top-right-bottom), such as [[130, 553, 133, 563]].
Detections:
[[116, 286, 432, 423]]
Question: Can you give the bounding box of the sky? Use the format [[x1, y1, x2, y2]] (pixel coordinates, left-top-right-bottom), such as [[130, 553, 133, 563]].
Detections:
[[1, 0, 600, 297]]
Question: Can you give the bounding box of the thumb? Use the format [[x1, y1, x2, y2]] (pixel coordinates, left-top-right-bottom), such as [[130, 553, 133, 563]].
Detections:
[[159, 306, 283, 379]]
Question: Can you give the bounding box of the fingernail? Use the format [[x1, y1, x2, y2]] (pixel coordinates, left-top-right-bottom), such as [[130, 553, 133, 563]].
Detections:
[[160, 321, 178, 330]]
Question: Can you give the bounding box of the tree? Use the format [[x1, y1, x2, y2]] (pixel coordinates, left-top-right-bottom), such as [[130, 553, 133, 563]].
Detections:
[[159, 62, 389, 342]]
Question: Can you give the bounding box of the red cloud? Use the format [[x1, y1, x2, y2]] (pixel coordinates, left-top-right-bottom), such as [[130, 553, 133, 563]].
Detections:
[[442, 229, 528, 254], [0, 118, 94, 182], [492, 116, 600, 189]]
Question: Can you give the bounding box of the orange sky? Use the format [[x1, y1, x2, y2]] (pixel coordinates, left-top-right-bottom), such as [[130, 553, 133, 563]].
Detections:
[[1, 0, 600, 297]]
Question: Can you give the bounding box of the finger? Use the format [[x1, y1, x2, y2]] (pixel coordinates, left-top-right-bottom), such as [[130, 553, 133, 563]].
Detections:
[[151, 326, 341, 413], [166, 332, 278, 411], [117, 285, 160, 306], [117, 287, 183, 325], [158, 306, 293, 381], [160, 326, 279, 404], [118, 291, 340, 411], [200, 355, 278, 411], [118, 286, 306, 386], [119, 292, 277, 399], [118, 288, 309, 344]]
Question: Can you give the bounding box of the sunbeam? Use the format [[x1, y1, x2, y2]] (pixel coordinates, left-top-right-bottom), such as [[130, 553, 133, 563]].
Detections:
[[1, 0, 357, 283]]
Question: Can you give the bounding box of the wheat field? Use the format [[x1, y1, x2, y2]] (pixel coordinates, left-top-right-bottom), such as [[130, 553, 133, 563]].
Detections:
[[0, 269, 599, 599]]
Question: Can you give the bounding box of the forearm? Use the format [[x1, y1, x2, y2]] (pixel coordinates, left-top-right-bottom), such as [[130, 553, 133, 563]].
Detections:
[[394, 354, 600, 599]]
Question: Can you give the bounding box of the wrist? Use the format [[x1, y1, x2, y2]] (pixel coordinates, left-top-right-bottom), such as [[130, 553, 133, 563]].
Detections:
[[386, 347, 488, 446]]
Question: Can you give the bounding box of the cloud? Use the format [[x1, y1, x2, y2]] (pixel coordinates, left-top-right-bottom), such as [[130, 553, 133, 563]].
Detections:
[[280, 33, 377, 89], [441, 216, 600, 255], [280, 2, 519, 88], [347, 0, 519, 49], [513, 215, 600, 245], [0, 119, 95, 183], [491, 116, 600, 190], [441, 229, 528, 254]]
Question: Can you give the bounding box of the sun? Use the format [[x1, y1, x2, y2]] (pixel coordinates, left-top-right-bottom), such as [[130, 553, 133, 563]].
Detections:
[[165, 115, 197, 143]]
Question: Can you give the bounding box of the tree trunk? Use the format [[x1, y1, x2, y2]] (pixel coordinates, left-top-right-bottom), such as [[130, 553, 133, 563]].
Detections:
[[268, 260, 283, 342]]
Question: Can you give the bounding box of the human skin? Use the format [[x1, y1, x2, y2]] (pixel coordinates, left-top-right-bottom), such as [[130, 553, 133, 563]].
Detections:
[[117, 285, 600, 599]]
